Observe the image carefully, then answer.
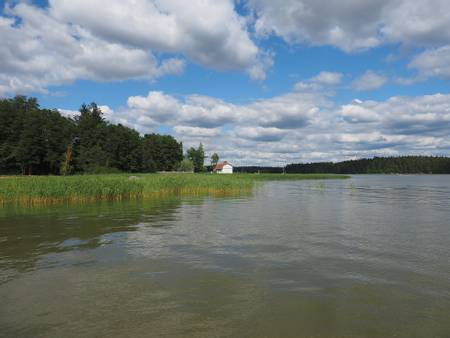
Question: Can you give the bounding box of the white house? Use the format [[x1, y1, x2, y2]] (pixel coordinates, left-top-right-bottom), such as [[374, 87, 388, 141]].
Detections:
[[213, 161, 233, 174]]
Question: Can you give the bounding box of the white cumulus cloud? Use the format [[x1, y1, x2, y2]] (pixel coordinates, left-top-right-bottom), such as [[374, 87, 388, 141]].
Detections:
[[0, 0, 267, 95], [352, 71, 388, 91], [87, 76, 450, 164]]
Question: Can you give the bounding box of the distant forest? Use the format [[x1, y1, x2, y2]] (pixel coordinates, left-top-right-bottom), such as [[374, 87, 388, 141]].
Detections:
[[234, 157, 450, 174], [234, 166, 284, 174], [285, 156, 450, 174], [0, 96, 187, 175]]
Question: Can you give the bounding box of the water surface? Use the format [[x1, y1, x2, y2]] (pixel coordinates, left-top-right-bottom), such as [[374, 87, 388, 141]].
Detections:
[[1, 175, 450, 337]]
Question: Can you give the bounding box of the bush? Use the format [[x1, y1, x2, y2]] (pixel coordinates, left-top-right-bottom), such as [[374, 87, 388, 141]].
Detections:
[[177, 159, 194, 172]]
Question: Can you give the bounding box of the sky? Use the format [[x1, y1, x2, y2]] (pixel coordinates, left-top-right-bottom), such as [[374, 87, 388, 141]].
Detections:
[[1, 0, 450, 165]]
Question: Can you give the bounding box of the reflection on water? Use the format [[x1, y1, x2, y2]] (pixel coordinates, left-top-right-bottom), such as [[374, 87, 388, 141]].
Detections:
[[0, 198, 186, 280], [1, 176, 450, 337]]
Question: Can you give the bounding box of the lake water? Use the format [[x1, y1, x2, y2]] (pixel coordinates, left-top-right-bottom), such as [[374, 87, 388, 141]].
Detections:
[[1, 175, 450, 338]]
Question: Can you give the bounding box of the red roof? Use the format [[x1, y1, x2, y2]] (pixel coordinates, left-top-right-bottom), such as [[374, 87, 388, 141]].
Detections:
[[213, 161, 229, 171]]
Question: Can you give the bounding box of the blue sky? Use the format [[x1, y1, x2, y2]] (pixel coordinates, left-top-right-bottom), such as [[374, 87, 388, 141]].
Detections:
[[1, 0, 450, 164]]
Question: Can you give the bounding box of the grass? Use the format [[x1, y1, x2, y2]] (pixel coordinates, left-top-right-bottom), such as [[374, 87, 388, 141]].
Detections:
[[0, 173, 349, 205]]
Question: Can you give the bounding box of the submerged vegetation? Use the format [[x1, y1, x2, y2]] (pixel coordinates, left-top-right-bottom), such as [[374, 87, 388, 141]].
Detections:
[[0, 173, 349, 205]]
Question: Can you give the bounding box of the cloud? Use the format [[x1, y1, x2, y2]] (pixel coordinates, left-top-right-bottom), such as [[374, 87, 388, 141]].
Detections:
[[0, 0, 266, 95], [234, 127, 288, 142], [352, 71, 387, 91], [127, 92, 236, 128], [2, 1, 449, 164], [247, 0, 450, 52], [0, 3, 184, 95], [49, 0, 260, 71], [292, 71, 344, 94], [123, 79, 327, 131], [408, 45, 450, 79], [128, 91, 180, 124], [248, 92, 321, 129], [310, 71, 343, 85], [339, 93, 450, 136], [246, 50, 274, 81], [381, 1, 450, 47], [339, 102, 381, 123], [3, 0, 450, 96], [246, 0, 449, 90], [91, 77, 450, 164], [174, 126, 221, 138], [249, 0, 385, 52], [58, 108, 79, 118]]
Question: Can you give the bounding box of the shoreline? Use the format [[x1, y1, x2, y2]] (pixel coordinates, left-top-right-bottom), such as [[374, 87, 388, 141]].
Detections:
[[0, 173, 349, 206]]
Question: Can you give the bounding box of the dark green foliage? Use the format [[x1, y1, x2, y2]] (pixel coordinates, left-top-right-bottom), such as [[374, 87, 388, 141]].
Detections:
[[74, 103, 109, 172], [0, 96, 38, 173], [235, 166, 283, 173], [0, 96, 184, 175], [211, 152, 219, 167], [15, 110, 49, 175], [285, 156, 450, 174], [142, 134, 183, 172], [186, 143, 205, 172], [105, 124, 143, 172], [0, 96, 75, 175]]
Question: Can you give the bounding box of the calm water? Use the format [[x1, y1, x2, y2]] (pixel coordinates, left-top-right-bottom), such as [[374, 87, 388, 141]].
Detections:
[[1, 175, 450, 338]]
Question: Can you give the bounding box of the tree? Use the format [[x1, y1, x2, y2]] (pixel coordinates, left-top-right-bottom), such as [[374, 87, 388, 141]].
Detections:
[[0, 96, 41, 173], [177, 158, 194, 172], [187, 143, 205, 172], [284, 156, 450, 174], [42, 109, 75, 174], [61, 143, 74, 176], [105, 124, 142, 172], [74, 102, 109, 172], [0, 96, 205, 175], [142, 134, 183, 172], [15, 111, 47, 175], [211, 153, 219, 168], [14, 108, 74, 175], [76, 102, 104, 127]]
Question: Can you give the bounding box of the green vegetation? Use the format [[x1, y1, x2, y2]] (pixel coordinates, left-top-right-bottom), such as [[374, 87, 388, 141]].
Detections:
[[0, 173, 349, 205], [142, 133, 183, 172], [0, 96, 184, 175], [177, 159, 194, 172], [186, 143, 206, 172], [285, 156, 450, 174], [211, 153, 219, 168]]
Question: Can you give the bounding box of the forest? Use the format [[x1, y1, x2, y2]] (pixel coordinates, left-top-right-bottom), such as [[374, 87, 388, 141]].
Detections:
[[0, 96, 205, 175], [234, 166, 284, 174], [235, 157, 450, 174], [285, 156, 450, 174]]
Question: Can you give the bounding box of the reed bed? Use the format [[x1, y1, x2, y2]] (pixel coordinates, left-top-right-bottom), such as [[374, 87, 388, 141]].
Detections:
[[0, 173, 349, 205]]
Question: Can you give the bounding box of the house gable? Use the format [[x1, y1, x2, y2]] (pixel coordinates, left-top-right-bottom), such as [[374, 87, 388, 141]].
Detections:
[[213, 161, 233, 174]]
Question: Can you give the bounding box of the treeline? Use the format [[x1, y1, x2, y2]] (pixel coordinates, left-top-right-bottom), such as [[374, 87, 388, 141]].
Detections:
[[285, 156, 450, 174], [234, 166, 283, 174], [0, 96, 187, 175]]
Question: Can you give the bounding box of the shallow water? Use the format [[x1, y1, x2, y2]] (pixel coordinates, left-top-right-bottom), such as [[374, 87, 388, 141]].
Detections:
[[1, 175, 450, 337]]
